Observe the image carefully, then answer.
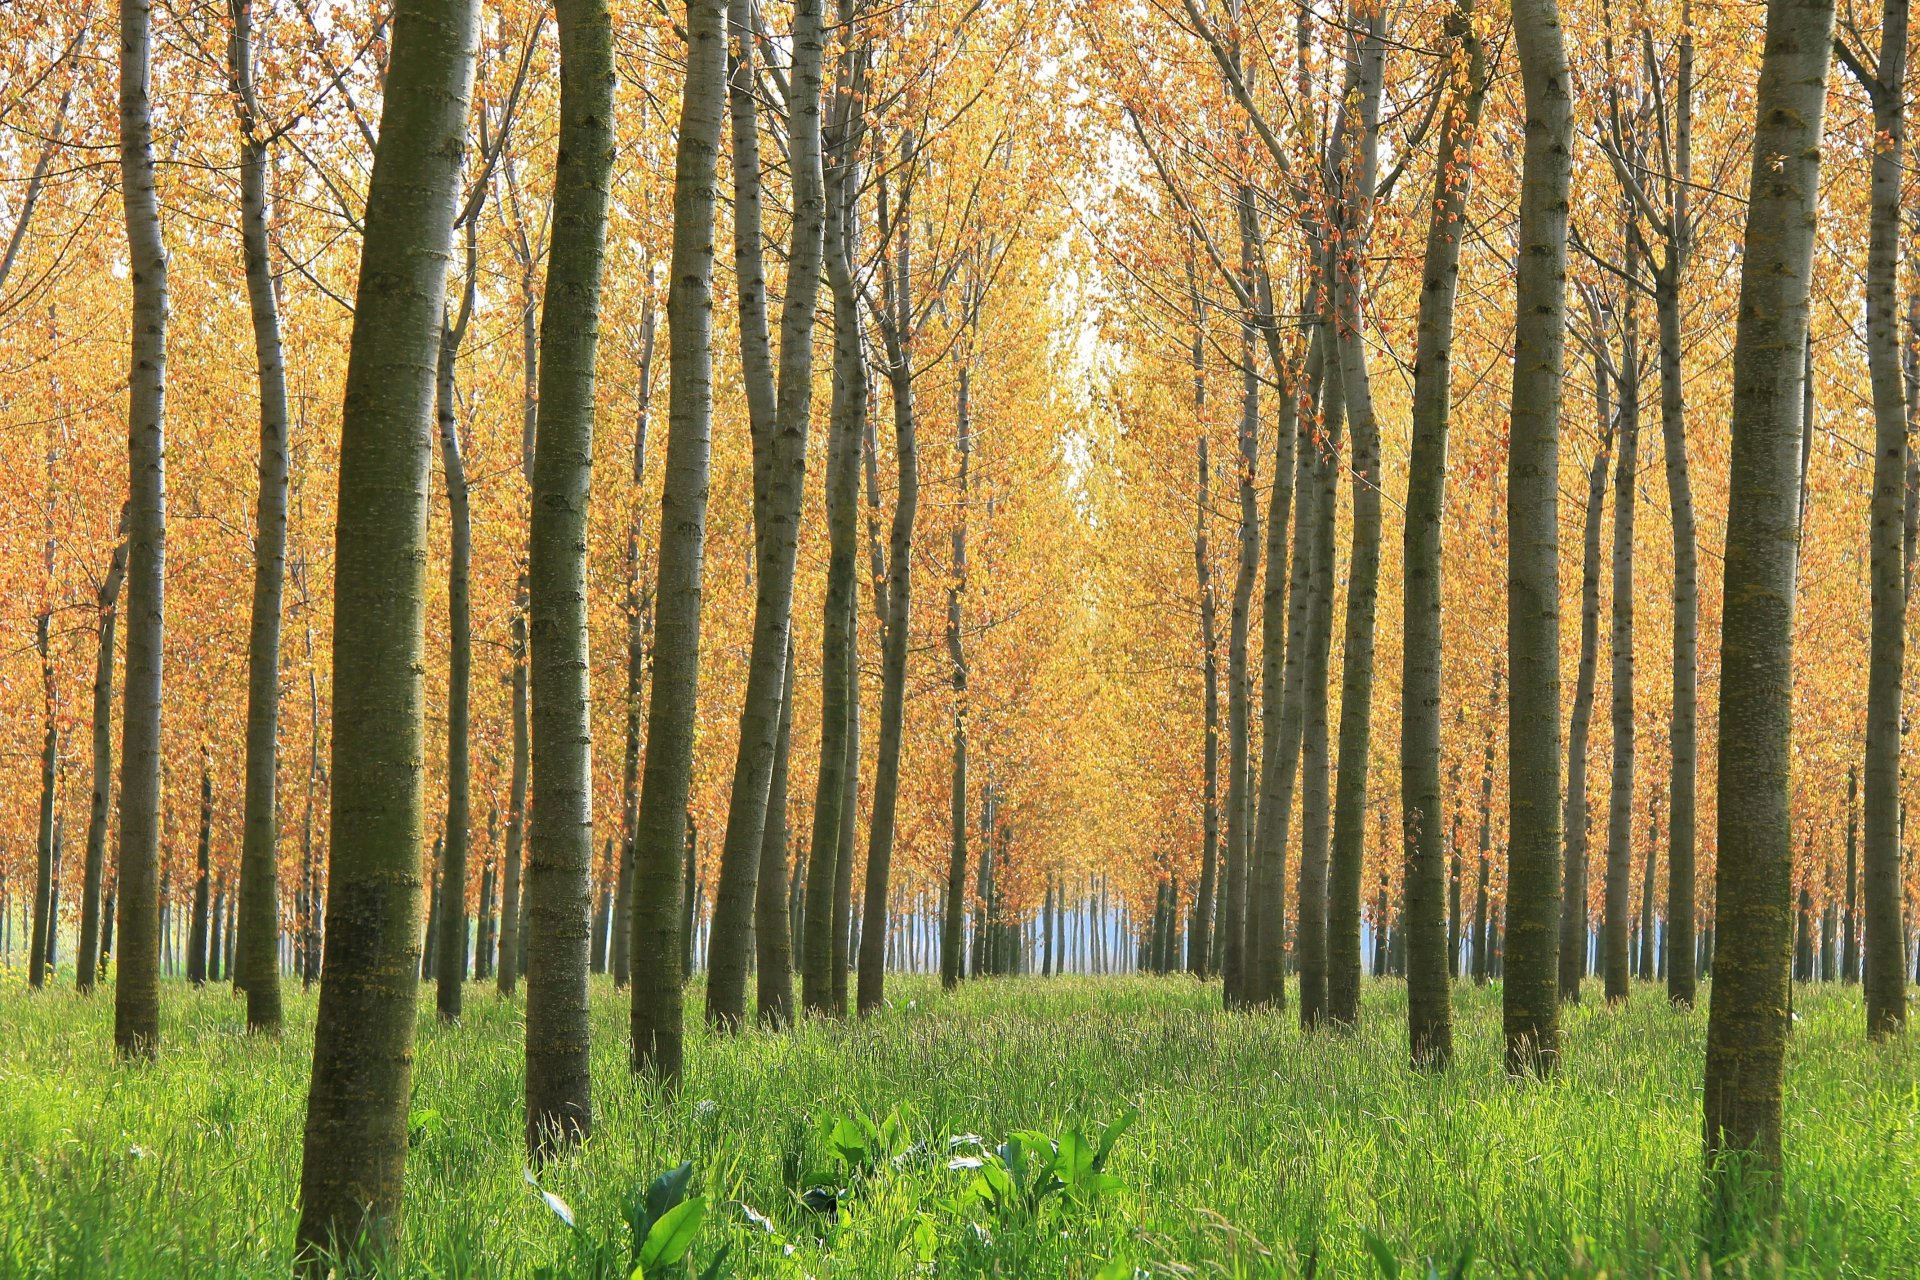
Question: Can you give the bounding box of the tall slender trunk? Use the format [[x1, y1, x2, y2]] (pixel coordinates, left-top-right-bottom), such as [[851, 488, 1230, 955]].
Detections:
[[498, 581, 529, 997], [630, 0, 726, 1085], [1248, 345, 1310, 1007], [613, 304, 655, 989], [1658, 18, 1700, 1009], [435, 240, 476, 1021], [1843, 764, 1859, 981], [77, 525, 129, 994], [831, 609, 860, 1015], [1702, 0, 1835, 1222], [1561, 366, 1612, 1003], [859, 169, 922, 1015], [230, 0, 290, 1034], [1638, 787, 1661, 979], [1218, 186, 1262, 1009], [1191, 419, 1220, 976], [1296, 352, 1343, 1024], [294, 0, 478, 1261], [707, 0, 826, 1027], [1843, 0, 1912, 1040], [756, 640, 798, 1024], [114, 0, 171, 1061], [30, 612, 58, 991], [1503, 0, 1574, 1076], [188, 752, 213, 987], [803, 11, 868, 1014], [1605, 283, 1640, 1004], [525, 0, 614, 1149], [942, 326, 976, 989], [1327, 8, 1387, 1029], [209, 873, 224, 983], [1401, 0, 1485, 1055], [300, 612, 323, 988], [1472, 665, 1499, 984]]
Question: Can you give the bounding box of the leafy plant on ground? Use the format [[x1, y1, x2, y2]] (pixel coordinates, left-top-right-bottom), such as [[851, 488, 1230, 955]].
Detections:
[[528, 1161, 727, 1279], [959, 1107, 1137, 1224]]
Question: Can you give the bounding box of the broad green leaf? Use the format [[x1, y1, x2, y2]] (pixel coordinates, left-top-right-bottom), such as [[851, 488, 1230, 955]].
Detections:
[[638, 1195, 707, 1270], [643, 1161, 696, 1236], [1092, 1107, 1138, 1171]]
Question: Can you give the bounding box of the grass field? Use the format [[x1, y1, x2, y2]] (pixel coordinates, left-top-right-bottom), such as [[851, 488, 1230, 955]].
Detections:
[[0, 975, 1914, 1277]]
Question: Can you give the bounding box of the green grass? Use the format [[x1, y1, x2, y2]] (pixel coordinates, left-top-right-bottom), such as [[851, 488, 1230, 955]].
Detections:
[[0, 973, 1914, 1277]]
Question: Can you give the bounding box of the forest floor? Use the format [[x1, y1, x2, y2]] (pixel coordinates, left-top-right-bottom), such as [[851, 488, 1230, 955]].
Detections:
[[0, 975, 1913, 1277]]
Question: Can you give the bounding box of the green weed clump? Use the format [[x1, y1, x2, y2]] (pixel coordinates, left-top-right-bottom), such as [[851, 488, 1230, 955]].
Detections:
[[0, 974, 1912, 1276]]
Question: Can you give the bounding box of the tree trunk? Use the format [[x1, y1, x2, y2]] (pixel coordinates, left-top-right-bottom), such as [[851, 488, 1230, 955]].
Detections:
[[1702, 0, 1835, 1223], [209, 873, 225, 983], [498, 583, 529, 997], [230, 0, 290, 1034], [858, 173, 923, 1016], [1639, 788, 1661, 980], [1327, 8, 1387, 1030], [435, 255, 476, 1021], [114, 0, 171, 1061], [77, 526, 129, 994], [1190, 391, 1220, 975], [1561, 353, 1612, 1003], [706, 0, 826, 1028], [1843, 764, 1859, 981], [1218, 191, 1263, 1010], [1248, 351, 1311, 1007], [756, 640, 798, 1025], [293, 0, 478, 1261], [1503, 0, 1574, 1076], [1658, 19, 1700, 1010], [1296, 354, 1343, 1025], [630, 0, 727, 1085], [189, 753, 212, 987], [831, 616, 860, 1016], [1605, 287, 1640, 1004], [942, 319, 977, 990], [613, 314, 654, 989], [1401, 0, 1485, 1054], [29, 612, 58, 992], [804, 15, 869, 1014], [524, 0, 614, 1150], [1844, 0, 1912, 1041], [1472, 665, 1498, 984]]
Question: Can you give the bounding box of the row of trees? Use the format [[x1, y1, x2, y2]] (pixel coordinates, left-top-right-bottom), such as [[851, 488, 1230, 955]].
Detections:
[[0, 0, 1914, 1258], [1082, 0, 1908, 1230]]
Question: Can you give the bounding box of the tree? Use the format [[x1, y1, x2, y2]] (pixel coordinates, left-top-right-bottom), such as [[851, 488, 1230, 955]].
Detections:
[[187, 751, 212, 986], [1603, 279, 1639, 1006], [526, 0, 616, 1150], [1835, 0, 1911, 1041], [631, 0, 728, 1084], [497, 579, 529, 998], [804, 0, 869, 1015], [113, 0, 170, 1059], [706, 0, 826, 1028], [1326, 7, 1388, 1030], [28, 610, 57, 991], [76, 518, 129, 994], [1702, 0, 1835, 1223], [1503, 0, 1574, 1076], [294, 0, 479, 1262], [229, 0, 290, 1036], [1401, 0, 1486, 1058], [1559, 323, 1613, 1004], [756, 640, 798, 1024]]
